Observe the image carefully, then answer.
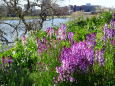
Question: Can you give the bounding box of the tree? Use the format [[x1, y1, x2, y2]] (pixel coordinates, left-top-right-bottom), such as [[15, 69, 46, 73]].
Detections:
[[1, 0, 58, 31], [0, 0, 60, 44]]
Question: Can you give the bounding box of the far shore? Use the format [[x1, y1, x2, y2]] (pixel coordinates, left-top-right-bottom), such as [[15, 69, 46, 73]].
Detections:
[[0, 16, 71, 20]]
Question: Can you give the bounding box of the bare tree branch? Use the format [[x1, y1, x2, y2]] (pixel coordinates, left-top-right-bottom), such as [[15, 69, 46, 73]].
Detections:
[[0, 0, 63, 44]]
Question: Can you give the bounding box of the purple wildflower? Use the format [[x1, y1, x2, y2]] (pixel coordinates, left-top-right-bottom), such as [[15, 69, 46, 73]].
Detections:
[[61, 24, 66, 31], [110, 19, 115, 29], [8, 56, 13, 64], [22, 35, 26, 41], [1, 56, 13, 64], [46, 27, 54, 38], [95, 49, 105, 66], [21, 35, 26, 45], [112, 13, 115, 17], [111, 40, 115, 45], [36, 38, 47, 53], [86, 32, 96, 41], [56, 41, 95, 82], [85, 33, 96, 48], [103, 23, 115, 44], [106, 29, 114, 39], [56, 24, 67, 40], [36, 37, 41, 45], [1, 56, 6, 64], [37, 43, 47, 53], [103, 20, 115, 45], [42, 37, 47, 43], [68, 32, 74, 41], [69, 77, 75, 82]]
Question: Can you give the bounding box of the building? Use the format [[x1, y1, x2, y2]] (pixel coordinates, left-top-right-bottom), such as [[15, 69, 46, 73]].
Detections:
[[68, 4, 96, 13], [81, 5, 95, 12], [68, 5, 74, 13]]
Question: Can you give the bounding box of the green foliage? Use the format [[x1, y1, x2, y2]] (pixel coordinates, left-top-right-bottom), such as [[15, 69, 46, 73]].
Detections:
[[0, 12, 114, 86]]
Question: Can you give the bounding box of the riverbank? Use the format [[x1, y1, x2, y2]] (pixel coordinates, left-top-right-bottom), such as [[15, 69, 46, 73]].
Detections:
[[0, 16, 71, 20], [0, 12, 97, 21]]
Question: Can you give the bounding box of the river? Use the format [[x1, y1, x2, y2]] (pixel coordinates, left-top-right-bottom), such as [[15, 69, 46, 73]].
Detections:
[[0, 18, 70, 43]]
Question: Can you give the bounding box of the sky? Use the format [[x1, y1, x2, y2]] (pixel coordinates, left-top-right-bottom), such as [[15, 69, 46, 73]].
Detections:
[[58, 0, 115, 8], [0, 0, 115, 8]]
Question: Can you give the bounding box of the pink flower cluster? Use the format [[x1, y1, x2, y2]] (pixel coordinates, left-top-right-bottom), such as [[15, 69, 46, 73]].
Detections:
[[68, 32, 74, 44], [56, 40, 95, 82], [46, 24, 67, 40], [36, 37, 47, 53], [56, 32, 105, 82], [46, 27, 54, 38], [56, 24, 67, 40], [21, 35, 26, 45]]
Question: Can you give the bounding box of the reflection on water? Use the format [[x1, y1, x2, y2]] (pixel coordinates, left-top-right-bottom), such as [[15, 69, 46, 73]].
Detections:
[[0, 18, 70, 42]]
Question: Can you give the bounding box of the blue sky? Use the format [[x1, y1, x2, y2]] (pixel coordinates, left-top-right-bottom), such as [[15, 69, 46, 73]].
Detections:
[[58, 0, 115, 8]]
